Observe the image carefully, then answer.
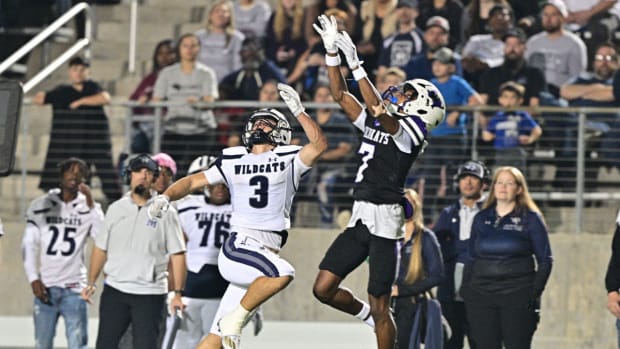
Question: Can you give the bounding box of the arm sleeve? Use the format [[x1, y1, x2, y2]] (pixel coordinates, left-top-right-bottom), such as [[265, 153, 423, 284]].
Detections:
[[568, 40, 588, 81], [529, 212, 553, 297], [94, 210, 113, 251], [605, 215, 620, 292], [21, 221, 41, 283], [164, 209, 186, 255], [397, 231, 445, 296], [153, 68, 168, 99], [88, 203, 105, 239]]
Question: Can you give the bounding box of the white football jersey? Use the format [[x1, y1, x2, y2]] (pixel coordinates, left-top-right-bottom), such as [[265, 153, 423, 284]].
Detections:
[[177, 194, 232, 273], [204, 145, 310, 232], [22, 189, 104, 290]]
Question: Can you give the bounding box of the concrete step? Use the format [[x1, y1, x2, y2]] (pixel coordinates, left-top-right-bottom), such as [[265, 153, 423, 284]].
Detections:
[[97, 20, 175, 44]]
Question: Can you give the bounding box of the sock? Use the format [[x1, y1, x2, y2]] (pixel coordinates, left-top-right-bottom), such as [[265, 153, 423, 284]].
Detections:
[[354, 302, 375, 328], [230, 304, 251, 323]]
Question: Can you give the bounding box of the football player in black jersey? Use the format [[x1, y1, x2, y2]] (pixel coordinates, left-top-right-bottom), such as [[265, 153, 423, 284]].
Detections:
[[312, 15, 446, 349]]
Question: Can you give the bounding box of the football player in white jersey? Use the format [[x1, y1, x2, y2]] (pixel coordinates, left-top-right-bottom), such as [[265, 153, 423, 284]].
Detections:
[[22, 157, 104, 349], [149, 83, 327, 349], [162, 155, 232, 348]]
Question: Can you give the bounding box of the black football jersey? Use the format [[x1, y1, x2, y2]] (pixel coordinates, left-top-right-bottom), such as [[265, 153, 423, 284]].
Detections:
[[352, 109, 425, 204]]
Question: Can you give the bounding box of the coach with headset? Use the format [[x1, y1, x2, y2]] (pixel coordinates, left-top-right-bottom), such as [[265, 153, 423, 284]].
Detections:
[[432, 160, 490, 349], [81, 154, 187, 349]]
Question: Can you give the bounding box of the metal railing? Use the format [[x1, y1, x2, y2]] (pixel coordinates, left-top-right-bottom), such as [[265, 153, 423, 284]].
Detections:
[[0, 2, 93, 93], [9, 101, 620, 233]]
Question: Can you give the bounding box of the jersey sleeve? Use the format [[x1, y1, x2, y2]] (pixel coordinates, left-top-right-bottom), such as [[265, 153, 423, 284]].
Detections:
[[163, 208, 186, 255], [87, 202, 105, 239], [22, 207, 41, 283], [352, 109, 368, 131], [397, 115, 427, 147]]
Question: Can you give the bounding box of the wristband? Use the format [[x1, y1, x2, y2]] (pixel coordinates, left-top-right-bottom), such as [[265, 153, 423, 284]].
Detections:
[[352, 66, 367, 81], [174, 289, 183, 295], [325, 54, 341, 67]]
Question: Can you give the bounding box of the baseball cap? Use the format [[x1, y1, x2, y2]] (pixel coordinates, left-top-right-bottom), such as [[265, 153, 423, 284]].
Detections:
[[454, 160, 490, 182], [396, 0, 418, 9], [152, 152, 177, 176], [543, 0, 568, 18], [128, 154, 159, 173], [502, 27, 527, 43], [432, 47, 455, 64], [68, 56, 90, 67], [425, 16, 450, 33]]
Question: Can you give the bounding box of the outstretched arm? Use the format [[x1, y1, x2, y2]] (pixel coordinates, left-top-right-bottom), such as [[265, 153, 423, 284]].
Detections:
[[277, 83, 327, 166], [314, 15, 363, 122], [149, 173, 210, 219]]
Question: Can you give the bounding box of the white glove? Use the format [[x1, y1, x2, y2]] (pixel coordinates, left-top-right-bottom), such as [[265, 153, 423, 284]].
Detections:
[[277, 83, 305, 117], [335, 31, 363, 70], [313, 15, 339, 54], [148, 194, 170, 219]]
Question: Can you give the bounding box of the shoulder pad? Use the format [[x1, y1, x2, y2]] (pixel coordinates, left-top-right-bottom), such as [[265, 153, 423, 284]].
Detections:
[[222, 146, 248, 156], [274, 145, 302, 155]]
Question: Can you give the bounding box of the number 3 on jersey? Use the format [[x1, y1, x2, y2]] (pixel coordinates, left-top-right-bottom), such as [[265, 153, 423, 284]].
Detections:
[[355, 142, 376, 183], [249, 175, 269, 208]]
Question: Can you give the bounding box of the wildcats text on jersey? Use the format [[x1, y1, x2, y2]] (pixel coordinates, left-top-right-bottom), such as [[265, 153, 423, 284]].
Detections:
[[234, 161, 286, 175], [46, 216, 82, 226], [195, 212, 231, 223], [363, 127, 391, 145]]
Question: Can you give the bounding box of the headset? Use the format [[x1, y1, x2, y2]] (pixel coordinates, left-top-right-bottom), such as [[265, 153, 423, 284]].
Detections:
[[124, 153, 160, 185]]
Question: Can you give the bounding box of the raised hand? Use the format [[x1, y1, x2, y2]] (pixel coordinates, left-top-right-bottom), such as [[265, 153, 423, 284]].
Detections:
[[312, 15, 339, 54], [148, 194, 170, 219], [335, 31, 362, 70], [277, 83, 305, 117]]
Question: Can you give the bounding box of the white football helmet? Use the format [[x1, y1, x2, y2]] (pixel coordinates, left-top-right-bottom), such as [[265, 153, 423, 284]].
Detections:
[[242, 108, 292, 149], [382, 79, 446, 132], [188, 155, 218, 175]]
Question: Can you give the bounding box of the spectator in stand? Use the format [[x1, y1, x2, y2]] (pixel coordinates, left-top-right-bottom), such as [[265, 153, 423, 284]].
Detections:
[[404, 16, 463, 81], [195, 0, 246, 83], [461, 0, 511, 44], [219, 35, 286, 101], [232, 0, 272, 38], [416, 0, 464, 50], [392, 189, 444, 349], [296, 84, 358, 227], [605, 209, 620, 348], [34, 56, 122, 203], [300, 8, 351, 97], [264, 0, 308, 82], [482, 81, 542, 170], [376, 66, 407, 93], [22, 158, 104, 349], [304, 0, 358, 47], [461, 3, 513, 88], [478, 28, 547, 107], [525, 0, 587, 98], [357, 0, 400, 82], [462, 166, 552, 349], [418, 47, 484, 222], [564, 0, 620, 34], [152, 33, 219, 178], [376, 0, 425, 80], [559, 42, 620, 188], [434, 160, 491, 349], [152, 152, 177, 195], [129, 39, 176, 154]]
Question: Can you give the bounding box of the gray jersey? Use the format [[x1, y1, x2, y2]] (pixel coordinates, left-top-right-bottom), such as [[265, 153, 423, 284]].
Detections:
[[195, 29, 245, 82], [233, 0, 272, 37], [525, 31, 587, 88], [153, 62, 219, 134]]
